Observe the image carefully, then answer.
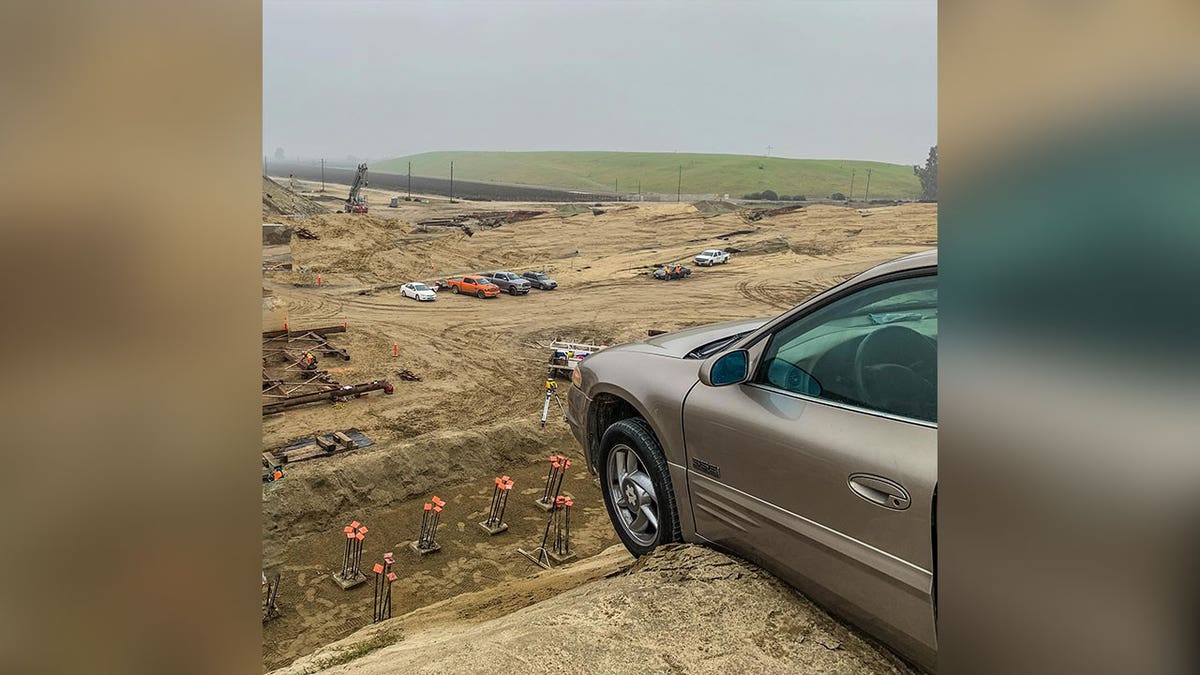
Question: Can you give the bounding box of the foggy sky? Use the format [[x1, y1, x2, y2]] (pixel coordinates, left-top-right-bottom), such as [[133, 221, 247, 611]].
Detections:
[[264, 0, 936, 165]]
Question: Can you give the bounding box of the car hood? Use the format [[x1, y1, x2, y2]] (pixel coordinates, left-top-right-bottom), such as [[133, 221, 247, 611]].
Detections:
[[607, 318, 768, 358]]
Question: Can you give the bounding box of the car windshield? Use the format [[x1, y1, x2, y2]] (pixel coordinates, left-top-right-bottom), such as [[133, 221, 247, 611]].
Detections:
[[703, 250, 720, 256], [529, 273, 546, 279], [412, 283, 429, 291]]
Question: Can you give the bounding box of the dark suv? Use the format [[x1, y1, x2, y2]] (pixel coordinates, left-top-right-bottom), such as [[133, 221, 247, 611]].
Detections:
[[522, 271, 558, 290]]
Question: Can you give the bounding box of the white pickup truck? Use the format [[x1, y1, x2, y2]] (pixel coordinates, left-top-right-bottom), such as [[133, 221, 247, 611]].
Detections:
[[694, 249, 730, 266]]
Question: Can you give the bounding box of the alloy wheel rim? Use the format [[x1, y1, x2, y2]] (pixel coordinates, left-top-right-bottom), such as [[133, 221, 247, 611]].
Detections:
[[607, 443, 660, 546]]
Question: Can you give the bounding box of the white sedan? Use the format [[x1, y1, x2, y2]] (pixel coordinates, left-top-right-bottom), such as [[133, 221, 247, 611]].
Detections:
[[400, 282, 437, 302]]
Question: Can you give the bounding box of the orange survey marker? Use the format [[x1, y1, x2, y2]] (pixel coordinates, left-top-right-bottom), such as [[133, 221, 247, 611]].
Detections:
[[373, 563, 384, 574]]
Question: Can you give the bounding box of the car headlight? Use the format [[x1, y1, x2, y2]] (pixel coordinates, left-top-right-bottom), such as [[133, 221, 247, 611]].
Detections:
[[571, 367, 582, 388]]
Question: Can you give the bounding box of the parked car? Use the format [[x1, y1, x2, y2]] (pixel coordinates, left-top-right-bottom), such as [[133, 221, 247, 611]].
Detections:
[[486, 271, 532, 295], [400, 282, 437, 302], [442, 275, 500, 298], [652, 265, 691, 280], [522, 271, 558, 290], [566, 250, 937, 671], [694, 249, 730, 266]]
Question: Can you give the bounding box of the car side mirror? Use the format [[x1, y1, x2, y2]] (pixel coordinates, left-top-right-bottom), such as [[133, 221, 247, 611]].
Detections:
[[699, 349, 750, 387]]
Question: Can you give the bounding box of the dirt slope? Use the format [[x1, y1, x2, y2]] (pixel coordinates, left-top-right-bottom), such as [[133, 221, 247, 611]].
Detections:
[[272, 544, 916, 675], [264, 175, 329, 217]]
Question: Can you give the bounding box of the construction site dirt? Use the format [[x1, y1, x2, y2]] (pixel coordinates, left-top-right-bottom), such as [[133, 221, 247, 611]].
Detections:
[[261, 177, 937, 672]]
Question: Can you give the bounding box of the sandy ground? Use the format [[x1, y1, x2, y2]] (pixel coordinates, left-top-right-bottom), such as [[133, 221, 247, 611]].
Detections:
[[272, 544, 917, 675], [262, 180, 937, 671]]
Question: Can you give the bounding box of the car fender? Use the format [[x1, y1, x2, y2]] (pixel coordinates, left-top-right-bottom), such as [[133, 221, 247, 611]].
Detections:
[[580, 351, 706, 541]]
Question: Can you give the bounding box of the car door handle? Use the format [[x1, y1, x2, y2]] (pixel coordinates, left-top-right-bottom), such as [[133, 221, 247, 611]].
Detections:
[[848, 474, 910, 510]]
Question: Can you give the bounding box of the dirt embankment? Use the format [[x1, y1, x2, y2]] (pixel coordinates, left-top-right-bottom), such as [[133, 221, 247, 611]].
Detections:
[[272, 544, 917, 675], [264, 176, 330, 218]]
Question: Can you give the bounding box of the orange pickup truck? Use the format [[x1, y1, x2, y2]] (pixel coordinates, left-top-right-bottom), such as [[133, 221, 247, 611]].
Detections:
[[441, 275, 500, 298]]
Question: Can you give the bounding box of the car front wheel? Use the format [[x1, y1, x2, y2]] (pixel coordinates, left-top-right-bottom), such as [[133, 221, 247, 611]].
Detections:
[[598, 418, 681, 557], [451, 286, 459, 294]]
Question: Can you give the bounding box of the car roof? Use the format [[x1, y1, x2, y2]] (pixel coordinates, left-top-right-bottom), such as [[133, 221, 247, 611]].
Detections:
[[857, 248, 937, 280]]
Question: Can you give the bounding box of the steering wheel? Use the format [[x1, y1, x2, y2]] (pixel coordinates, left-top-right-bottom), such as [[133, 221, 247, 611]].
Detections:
[[852, 325, 936, 419]]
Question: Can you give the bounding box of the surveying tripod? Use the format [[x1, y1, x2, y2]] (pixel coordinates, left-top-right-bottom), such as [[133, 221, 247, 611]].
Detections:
[[540, 369, 567, 428]]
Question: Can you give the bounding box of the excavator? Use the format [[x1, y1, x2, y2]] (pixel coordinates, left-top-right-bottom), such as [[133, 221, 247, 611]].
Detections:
[[344, 163, 368, 213]]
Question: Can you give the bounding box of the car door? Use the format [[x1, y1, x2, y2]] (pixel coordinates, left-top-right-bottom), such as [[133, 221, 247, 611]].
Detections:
[[682, 269, 937, 666]]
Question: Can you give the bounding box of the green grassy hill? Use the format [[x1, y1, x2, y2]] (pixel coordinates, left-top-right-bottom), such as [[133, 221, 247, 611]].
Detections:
[[374, 151, 920, 200]]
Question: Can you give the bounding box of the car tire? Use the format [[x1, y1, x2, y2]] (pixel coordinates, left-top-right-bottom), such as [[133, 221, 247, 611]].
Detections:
[[598, 418, 681, 557], [476, 290, 486, 299], [451, 286, 459, 294], [509, 287, 517, 295]]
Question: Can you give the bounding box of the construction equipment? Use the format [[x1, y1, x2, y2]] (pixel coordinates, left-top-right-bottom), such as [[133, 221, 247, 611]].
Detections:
[[545, 340, 605, 377], [344, 163, 369, 213], [540, 370, 566, 428]]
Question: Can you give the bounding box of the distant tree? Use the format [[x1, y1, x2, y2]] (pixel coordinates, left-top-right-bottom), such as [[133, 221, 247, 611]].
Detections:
[[274, 147, 286, 160], [743, 192, 762, 200], [760, 189, 778, 201], [830, 192, 847, 201], [914, 145, 937, 201]]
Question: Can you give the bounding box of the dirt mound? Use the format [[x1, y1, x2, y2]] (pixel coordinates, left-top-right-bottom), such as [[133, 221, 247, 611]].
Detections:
[[272, 544, 915, 675], [727, 236, 791, 255], [264, 176, 330, 217], [692, 199, 741, 217]]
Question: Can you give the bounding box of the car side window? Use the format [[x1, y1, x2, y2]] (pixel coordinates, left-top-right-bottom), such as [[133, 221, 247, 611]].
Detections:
[[756, 273, 937, 423]]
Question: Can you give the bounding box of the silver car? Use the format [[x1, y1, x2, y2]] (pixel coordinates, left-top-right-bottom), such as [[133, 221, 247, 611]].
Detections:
[[567, 250, 937, 671]]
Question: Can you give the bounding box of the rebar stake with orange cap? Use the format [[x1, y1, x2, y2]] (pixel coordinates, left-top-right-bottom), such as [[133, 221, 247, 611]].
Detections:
[[411, 497, 444, 555], [262, 572, 281, 622], [536, 457, 570, 512], [383, 552, 395, 620], [519, 495, 564, 570], [371, 562, 385, 622], [333, 520, 368, 589], [549, 496, 577, 564], [536, 455, 563, 511], [479, 475, 514, 535]]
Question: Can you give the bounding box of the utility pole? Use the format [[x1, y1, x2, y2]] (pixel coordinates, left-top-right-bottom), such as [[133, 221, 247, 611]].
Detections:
[[863, 168, 873, 202], [676, 164, 682, 203], [765, 145, 772, 157], [321, 158, 325, 192], [849, 169, 855, 201], [449, 161, 454, 203], [615, 178, 618, 193], [407, 161, 411, 199], [638, 179, 641, 198]]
